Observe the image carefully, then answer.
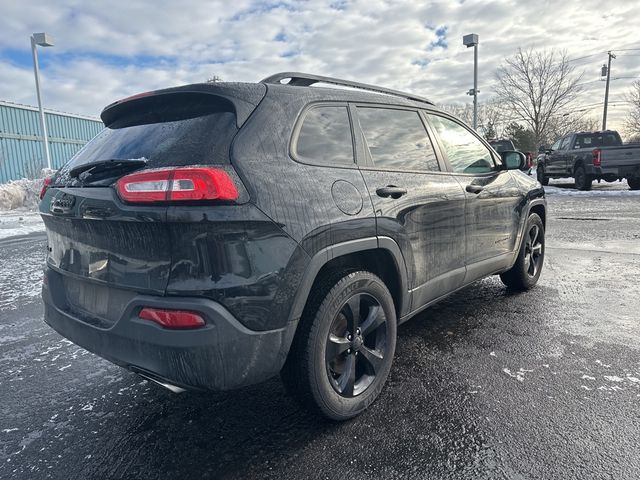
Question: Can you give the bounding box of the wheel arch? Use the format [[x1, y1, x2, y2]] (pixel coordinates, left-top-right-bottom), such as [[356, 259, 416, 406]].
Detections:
[[572, 157, 585, 174], [288, 237, 410, 326]]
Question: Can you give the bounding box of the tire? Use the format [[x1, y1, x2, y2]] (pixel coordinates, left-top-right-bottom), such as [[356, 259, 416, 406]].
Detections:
[[536, 165, 549, 186], [500, 213, 545, 291], [628, 177, 640, 191], [281, 270, 397, 421], [574, 164, 592, 191]]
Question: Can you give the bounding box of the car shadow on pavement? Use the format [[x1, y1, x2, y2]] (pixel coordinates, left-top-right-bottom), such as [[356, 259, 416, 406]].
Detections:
[[85, 278, 533, 479], [73, 276, 555, 480]]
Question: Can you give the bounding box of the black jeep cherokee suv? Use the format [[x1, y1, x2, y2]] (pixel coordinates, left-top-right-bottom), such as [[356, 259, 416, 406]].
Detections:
[[40, 72, 546, 420]]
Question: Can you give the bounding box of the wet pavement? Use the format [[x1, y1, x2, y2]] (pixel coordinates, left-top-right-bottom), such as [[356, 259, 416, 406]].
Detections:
[[1, 180, 639, 479]]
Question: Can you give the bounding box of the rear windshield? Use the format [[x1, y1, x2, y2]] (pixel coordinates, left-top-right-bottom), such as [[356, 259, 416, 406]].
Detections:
[[489, 140, 514, 152], [56, 95, 238, 183], [573, 132, 622, 148]]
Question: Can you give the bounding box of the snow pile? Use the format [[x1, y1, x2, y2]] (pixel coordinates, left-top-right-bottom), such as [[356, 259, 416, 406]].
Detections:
[[0, 169, 55, 211]]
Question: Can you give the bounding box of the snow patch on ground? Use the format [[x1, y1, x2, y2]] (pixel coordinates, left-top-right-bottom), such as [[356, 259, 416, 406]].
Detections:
[[0, 212, 45, 240], [545, 185, 640, 197]]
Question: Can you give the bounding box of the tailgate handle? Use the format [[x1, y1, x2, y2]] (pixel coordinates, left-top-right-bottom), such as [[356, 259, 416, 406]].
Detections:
[[376, 186, 407, 199], [466, 184, 484, 194]]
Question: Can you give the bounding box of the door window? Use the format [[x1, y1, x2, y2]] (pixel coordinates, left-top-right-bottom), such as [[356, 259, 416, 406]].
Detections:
[[356, 107, 440, 171], [427, 114, 495, 174], [295, 106, 354, 165], [559, 136, 571, 150]]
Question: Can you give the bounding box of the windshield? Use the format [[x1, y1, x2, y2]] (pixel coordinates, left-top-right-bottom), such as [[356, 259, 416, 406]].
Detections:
[[490, 140, 514, 152]]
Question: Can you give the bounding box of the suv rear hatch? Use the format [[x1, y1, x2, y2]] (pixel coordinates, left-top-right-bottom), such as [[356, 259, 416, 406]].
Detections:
[[40, 84, 265, 325]]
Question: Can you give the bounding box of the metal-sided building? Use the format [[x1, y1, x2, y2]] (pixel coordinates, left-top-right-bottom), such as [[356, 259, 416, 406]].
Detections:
[[0, 101, 103, 183]]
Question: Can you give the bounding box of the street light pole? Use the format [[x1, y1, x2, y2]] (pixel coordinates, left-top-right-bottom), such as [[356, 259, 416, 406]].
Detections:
[[601, 51, 616, 131], [30, 32, 55, 170], [463, 33, 479, 130]]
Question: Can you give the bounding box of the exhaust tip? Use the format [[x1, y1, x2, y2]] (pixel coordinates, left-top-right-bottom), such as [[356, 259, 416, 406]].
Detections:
[[130, 367, 187, 393]]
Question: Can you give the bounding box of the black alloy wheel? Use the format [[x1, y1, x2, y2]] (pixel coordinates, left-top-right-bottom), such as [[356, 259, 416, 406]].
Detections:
[[537, 165, 549, 186], [325, 293, 388, 398], [524, 223, 543, 278], [500, 213, 545, 291], [281, 270, 397, 421]]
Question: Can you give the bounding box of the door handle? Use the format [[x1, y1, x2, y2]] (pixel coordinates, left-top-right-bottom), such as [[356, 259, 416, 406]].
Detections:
[[376, 186, 407, 199], [465, 184, 484, 194]]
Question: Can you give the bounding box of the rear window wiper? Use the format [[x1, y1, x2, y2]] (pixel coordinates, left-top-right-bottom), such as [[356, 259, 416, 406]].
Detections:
[[69, 158, 148, 180]]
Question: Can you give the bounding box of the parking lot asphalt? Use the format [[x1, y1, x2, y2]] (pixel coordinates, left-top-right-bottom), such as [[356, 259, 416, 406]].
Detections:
[[1, 180, 639, 480]]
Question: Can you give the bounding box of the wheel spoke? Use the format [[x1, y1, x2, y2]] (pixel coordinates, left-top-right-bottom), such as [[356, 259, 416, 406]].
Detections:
[[359, 305, 385, 337], [338, 355, 356, 396], [359, 346, 384, 374], [529, 225, 539, 246], [345, 295, 362, 333], [532, 243, 542, 255], [524, 253, 531, 271], [529, 255, 537, 276], [326, 334, 350, 361]]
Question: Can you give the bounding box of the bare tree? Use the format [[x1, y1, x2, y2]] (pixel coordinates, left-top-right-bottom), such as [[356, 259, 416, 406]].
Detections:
[[624, 80, 640, 138], [440, 99, 506, 139], [494, 48, 583, 147], [542, 113, 599, 146]]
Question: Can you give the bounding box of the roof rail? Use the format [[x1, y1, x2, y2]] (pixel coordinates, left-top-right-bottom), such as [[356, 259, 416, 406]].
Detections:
[[261, 72, 434, 106]]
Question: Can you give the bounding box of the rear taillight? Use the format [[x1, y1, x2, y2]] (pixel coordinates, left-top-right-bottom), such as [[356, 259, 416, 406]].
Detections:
[[39, 176, 52, 200], [138, 307, 205, 329], [592, 149, 602, 167], [116, 167, 238, 204]]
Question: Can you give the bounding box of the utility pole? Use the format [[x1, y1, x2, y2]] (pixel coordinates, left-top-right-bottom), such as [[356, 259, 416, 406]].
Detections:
[[463, 34, 479, 130], [602, 51, 616, 130]]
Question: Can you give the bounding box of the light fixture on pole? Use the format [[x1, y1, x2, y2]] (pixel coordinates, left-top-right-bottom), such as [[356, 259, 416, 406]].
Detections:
[[463, 33, 479, 130], [30, 32, 55, 170]]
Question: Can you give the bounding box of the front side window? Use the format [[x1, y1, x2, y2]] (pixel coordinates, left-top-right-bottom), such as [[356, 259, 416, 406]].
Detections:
[[356, 107, 439, 171], [559, 136, 571, 150], [427, 114, 495, 174], [295, 106, 354, 165]]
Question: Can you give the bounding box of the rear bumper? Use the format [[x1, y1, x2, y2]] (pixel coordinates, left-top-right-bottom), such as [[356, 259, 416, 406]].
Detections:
[[42, 268, 296, 391], [586, 164, 640, 178]]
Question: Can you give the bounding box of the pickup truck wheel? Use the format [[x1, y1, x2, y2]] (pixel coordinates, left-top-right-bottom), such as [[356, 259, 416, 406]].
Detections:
[[281, 270, 396, 421], [628, 177, 640, 190], [536, 165, 549, 186], [500, 213, 545, 291], [574, 165, 592, 191]]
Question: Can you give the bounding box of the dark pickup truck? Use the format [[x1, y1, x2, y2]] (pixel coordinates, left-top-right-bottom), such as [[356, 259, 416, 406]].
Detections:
[[536, 130, 640, 190]]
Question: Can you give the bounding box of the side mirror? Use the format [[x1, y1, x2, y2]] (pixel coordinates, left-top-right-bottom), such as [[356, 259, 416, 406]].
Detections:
[[501, 150, 526, 170], [538, 145, 547, 154]]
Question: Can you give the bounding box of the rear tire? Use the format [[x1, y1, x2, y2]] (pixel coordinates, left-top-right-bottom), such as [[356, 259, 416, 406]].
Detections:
[[536, 165, 549, 186], [628, 177, 640, 191], [281, 270, 397, 421], [574, 165, 592, 191], [500, 213, 545, 291]]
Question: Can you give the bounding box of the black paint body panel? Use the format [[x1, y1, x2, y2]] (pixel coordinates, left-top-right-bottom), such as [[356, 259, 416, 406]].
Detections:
[[40, 80, 546, 391]]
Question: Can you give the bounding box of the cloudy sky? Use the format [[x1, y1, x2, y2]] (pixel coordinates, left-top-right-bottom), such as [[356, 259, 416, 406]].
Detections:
[[1, 0, 639, 131]]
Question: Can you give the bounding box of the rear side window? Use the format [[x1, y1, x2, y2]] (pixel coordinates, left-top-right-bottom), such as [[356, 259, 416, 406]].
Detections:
[[58, 94, 238, 182], [427, 114, 495, 174], [356, 107, 439, 171], [574, 132, 622, 148], [295, 106, 354, 165]]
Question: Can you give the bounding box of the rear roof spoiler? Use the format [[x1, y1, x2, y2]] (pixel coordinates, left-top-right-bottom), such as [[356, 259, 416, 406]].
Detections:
[[100, 83, 266, 128]]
